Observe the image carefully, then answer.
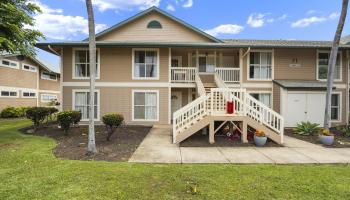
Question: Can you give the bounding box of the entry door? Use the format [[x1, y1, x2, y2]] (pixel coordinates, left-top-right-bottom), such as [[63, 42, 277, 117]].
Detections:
[[198, 56, 207, 72], [171, 92, 182, 118]]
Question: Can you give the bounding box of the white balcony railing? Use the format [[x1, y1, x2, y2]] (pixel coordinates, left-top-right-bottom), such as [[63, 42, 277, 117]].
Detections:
[[171, 67, 240, 83], [215, 67, 240, 83]]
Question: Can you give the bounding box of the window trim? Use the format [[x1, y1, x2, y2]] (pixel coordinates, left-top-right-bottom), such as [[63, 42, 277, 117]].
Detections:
[[21, 91, 37, 98], [0, 90, 19, 98], [247, 91, 273, 108], [316, 50, 342, 82], [72, 89, 100, 121], [41, 71, 58, 81], [132, 90, 159, 122], [41, 94, 58, 102], [247, 49, 274, 81], [331, 92, 342, 123], [72, 48, 101, 80], [22, 63, 38, 73], [132, 48, 160, 80], [0, 59, 19, 69]]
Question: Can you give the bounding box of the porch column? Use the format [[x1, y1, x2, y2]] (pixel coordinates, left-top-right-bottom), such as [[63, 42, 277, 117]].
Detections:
[[241, 120, 248, 143], [209, 120, 215, 144]]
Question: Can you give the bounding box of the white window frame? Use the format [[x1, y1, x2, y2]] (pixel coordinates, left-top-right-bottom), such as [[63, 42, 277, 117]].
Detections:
[[72, 48, 100, 80], [316, 50, 342, 82], [331, 92, 342, 122], [72, 89, 100, 121], [0, 90, 19, 98], [21, 91, 37, 98], [247, 49, 274, 81], [41, 94, 58, 102], [132, 48, 160, 80], [22, 63, 38, 73], [248, 91, 273, 108], [0, 59, 19, 69], [41, 71, 57, 81], [132, 90, 159, 122]]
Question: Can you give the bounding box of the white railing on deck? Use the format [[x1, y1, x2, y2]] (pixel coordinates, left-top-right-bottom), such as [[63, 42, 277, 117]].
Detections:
[[215, 68, 240, 83], [171, 67, 197, 83]]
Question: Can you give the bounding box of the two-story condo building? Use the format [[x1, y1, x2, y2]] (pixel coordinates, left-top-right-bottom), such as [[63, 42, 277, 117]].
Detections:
[[0, 53, 60, 110], [37, 7, 350, 144]]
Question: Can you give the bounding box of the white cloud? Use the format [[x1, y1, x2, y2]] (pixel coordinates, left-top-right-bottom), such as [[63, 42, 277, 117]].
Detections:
[[277, 14, 287, 20], [92, 0, 160, 12], [247, 13, 268, 28], [205, 24, 244, 37], [29, 1, 107, 40], [182, 0, 193, 8], [291, 12, 340, 28], [166, 3, 175, 11], [306, 10, 317, 15]]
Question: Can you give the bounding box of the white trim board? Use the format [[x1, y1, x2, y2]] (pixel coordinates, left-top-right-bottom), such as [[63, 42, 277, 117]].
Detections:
[[131, 89, 160, 122], [132, 48, 160, 80], [62, 82, 170, 87], [72, 89, 101, 121], [72, 48, 101, 80]]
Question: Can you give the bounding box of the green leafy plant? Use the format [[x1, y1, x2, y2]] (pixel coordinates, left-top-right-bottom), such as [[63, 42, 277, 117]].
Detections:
[[0, 107, 29, 118], [25, 107, 50, 131], [102, 113, 124, 141], [320, 128, 334, 136], [293, 122, 321, 136], [46, 107, 59, 122], [57, 110, 82, 135], [336, 125, 350, 137]]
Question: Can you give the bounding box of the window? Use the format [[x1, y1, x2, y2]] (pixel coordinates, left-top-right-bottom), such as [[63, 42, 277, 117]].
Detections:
[[41, 94, 58, 102], [22, 91, 36, 98], [331, 93, 340, 121], [133, 49, 159, 79], [249, 51, 272, 80], [22, 64, 37, 72], [41, 71, 57, 81], [317, 51, 341, 81], [250, 93, 271, 108], [133, 91, 158, 121], [74, 49, 99, 78], [0, 90, 18, 98], [147, 20, 162, 29], [0, 59, 19, 69], [74, 91, 99, 120]]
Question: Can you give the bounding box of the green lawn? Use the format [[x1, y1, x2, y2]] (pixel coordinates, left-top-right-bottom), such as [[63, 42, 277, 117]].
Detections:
[[0, 119, 350, 200]]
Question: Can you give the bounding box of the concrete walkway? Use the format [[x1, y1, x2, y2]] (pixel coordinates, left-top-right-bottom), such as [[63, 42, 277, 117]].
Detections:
[[129, 125, 350, 164]]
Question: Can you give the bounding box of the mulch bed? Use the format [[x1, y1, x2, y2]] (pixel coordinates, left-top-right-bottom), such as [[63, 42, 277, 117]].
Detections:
[[21, 123, 152, 161], [285, 128, 350, 148], [180, 132, 282, 147]]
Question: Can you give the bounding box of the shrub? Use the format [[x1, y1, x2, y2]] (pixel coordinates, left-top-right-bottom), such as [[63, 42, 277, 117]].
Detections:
[[25, 107, 51, 131], [293, 121, 321, 136], [335, 125, 350, 137], [1, 107, 19, 118], [46, 107, 59, 122], [57, 110, 82, 134], [102, 113, 124, 141]]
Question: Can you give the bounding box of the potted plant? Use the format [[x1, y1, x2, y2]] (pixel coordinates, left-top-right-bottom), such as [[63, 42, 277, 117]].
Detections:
[[254, 130, 267, 147], [319, 129, 334, 146]]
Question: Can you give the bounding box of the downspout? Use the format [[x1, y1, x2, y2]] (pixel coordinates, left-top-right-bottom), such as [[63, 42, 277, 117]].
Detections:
[[346, 50, 349, 125], [48, 45, 60, 56]]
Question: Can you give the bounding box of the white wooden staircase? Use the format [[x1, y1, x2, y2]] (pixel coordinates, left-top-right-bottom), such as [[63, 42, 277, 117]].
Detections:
[[173, 73, 284, 144]]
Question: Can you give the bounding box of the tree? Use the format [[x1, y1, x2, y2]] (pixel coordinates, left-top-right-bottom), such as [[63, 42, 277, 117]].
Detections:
[[85, 0, 97, 154], [324, 0, 348, 129], [0, 0, 44, 57]]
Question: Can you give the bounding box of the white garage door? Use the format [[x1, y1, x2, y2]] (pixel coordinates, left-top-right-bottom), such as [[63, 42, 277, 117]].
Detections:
[[285, 92, 326, 127]]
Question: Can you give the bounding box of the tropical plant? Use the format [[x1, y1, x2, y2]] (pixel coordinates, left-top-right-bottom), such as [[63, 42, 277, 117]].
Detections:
[[57, 110, 82, 135], [25, 107, 50, 131], [0, 0, 44, 56], [336, 125, 350, 137], [102, 113, 124, 141], [293, 122, 321, 136], [324, 0, 348, 129]]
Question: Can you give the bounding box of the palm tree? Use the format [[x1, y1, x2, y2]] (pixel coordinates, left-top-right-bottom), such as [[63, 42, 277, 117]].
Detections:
[[85, 0, 97, 154], [324, 0, 348, 129]]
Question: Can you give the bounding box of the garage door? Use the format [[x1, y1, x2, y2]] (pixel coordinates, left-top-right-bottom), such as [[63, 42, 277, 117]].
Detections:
[[285, 92, 326, 127]]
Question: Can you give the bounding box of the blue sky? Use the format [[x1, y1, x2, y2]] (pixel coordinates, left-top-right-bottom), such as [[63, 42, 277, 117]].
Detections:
[[33, 0, 349, 71]]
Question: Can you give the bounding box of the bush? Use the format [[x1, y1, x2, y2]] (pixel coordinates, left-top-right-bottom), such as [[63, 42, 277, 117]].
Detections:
[[0, 107, 29, 118], [25, 107, 50, 131], [335, 125, 350, 137], [57, 110, 82, 134], [46, 107, 59, 122], [102, 113, 124, 141], [293, 121, 321, 136]]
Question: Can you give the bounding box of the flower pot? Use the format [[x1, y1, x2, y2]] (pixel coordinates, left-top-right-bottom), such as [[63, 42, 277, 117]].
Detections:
[[254, 135, 267, 147], [319, 135, 334, 146]]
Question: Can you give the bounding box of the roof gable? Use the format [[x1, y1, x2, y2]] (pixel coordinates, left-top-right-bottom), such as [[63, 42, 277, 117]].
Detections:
[[92, 7, 221, 43]]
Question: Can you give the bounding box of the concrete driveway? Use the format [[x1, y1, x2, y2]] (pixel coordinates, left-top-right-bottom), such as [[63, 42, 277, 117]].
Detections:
[[129, 125, 350, 164]]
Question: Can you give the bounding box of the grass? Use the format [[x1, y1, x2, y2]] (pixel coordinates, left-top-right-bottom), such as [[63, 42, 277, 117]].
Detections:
[[0, 119, 350, 199]]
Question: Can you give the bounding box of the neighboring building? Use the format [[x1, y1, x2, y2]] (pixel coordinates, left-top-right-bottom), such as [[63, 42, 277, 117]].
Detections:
[[37, 7, 350, 144], [0, 53, 60, 110]]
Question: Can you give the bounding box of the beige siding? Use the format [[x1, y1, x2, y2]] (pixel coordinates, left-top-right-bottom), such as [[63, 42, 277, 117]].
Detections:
[[0, 98, 36, 110], [97, 12, 213, 43], [63, 86, 169, 125], [272, 83, 281, 113], [39, 69, 60, 91], [63, 47, 169, 82]]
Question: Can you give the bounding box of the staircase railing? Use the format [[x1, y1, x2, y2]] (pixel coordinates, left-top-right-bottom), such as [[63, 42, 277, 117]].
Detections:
[[195, 74, 206, 96]]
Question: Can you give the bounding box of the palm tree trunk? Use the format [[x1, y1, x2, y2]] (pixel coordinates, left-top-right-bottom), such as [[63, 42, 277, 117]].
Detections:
[[85, 0, 97, 153], [324, 0, 348, 129]]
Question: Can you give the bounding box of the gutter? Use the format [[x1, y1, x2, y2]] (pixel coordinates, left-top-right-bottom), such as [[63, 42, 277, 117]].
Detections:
[[48, 45, 60, 56]]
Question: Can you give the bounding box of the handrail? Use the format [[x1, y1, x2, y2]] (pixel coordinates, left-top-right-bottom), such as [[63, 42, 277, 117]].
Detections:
[[195, 74, 206, 96], [171, 67, 197, 83], [215, 67, 240, 83]]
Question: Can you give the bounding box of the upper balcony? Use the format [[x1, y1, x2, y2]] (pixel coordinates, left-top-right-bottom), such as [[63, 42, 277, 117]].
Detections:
[[170, 48, 240, 84]]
